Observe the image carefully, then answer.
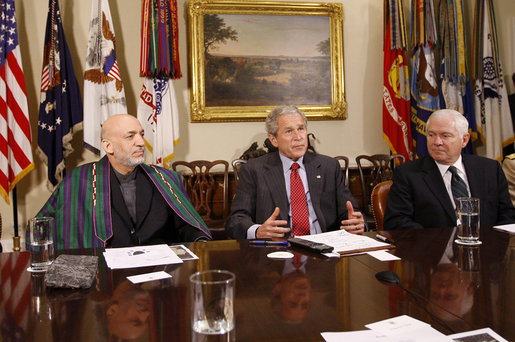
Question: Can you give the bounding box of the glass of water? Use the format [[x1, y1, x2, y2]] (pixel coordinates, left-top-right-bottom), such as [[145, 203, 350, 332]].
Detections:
[[455, 197, 481, 245], [28, 217, 55, 272], [190, 270, 235, 335]]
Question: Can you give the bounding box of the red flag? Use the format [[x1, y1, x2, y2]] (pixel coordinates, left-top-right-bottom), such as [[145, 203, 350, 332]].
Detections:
[[383, 17, 412, 161], [0, 0, 34, 204]]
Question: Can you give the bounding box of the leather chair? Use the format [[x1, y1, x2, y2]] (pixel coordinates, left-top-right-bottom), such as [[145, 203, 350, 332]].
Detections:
[[370, 180, 393, 231], [356, 154, 405, 229], [231, 159, 247, 184], [171, 160, 230, 240], [333, 156, 350, 188]]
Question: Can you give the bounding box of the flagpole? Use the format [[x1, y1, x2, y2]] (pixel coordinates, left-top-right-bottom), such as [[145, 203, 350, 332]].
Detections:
[[12, 187, 21, 251]]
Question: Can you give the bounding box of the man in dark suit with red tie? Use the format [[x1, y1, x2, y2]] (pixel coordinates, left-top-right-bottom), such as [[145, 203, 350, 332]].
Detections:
[[225, 105, 364, 239], [384, 109, 515, 230]]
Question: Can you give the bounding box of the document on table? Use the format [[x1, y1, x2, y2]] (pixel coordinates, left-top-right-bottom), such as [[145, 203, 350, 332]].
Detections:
[[104, 244, 183, 269], [493, 223, 515, 234], [298, 229, 394, 255], [322, 315, 452, 342]]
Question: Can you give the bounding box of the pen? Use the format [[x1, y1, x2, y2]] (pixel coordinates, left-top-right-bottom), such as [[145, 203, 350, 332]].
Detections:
[[376, 234, 395, 245], [249, 240, 289, 246]]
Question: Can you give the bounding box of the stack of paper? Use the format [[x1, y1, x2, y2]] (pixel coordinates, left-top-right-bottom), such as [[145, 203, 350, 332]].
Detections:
[[321, 315, 508, 341], [103, 244, 183, 269]]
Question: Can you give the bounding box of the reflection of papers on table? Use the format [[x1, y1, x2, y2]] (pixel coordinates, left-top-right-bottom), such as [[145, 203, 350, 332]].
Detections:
[[104, 244, 183, 269], [298, 230, 394, 255], [493, 223, 515, 234]]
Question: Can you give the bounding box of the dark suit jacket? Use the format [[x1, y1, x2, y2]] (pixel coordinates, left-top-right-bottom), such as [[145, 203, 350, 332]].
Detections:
[[384, 154, 515, 230], [108, 167, 209, 246], [225, 151, 359, 239]]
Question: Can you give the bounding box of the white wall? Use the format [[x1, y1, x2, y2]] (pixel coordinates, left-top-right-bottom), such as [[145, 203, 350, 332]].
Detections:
[[1, 0, 514, 247]]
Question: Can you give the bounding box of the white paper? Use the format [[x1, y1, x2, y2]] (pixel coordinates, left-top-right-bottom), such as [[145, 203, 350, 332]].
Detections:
[[367, 250, 400, 261], [365, 315, 431, 337], [448, 328, 508, 342], [321, 330, 390, 341], [492, 223, 515, 233], [103, 244, 183, 269], [297, 229, 392, 254], [127, 271, 172, 284]]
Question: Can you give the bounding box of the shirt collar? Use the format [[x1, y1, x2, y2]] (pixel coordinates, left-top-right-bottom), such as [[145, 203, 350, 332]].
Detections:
[[279, 153, 304, 174], [434, 155, 465, 177]]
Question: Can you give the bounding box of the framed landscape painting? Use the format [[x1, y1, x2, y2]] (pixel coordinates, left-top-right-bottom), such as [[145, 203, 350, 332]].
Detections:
[[188, 0, 346, 122]]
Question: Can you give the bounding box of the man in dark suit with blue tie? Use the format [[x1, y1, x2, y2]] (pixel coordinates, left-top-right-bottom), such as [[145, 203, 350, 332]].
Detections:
[[384, 109, 515, 230], [225, 105, 364, 239]]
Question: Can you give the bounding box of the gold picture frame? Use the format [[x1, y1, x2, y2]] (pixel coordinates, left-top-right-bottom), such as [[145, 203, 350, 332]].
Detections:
[[188, 0, 346, 122]]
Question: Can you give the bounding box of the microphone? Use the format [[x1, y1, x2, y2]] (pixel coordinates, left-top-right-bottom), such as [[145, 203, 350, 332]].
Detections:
[[375, 270, 456, 334]]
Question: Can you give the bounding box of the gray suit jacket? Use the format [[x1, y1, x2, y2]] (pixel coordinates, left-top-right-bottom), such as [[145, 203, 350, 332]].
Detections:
[[384, 154, 515, 230], [225, 151, 359, 239]]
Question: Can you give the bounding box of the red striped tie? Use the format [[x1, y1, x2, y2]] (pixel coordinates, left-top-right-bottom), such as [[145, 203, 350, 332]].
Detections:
[[290, 163, 310, 236]]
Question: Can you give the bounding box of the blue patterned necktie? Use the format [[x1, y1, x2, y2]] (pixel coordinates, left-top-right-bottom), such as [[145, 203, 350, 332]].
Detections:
[[448, 166, 468, 202]]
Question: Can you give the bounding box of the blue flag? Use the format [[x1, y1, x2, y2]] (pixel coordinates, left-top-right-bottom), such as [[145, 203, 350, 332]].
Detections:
[[38, 0, 83, 190]]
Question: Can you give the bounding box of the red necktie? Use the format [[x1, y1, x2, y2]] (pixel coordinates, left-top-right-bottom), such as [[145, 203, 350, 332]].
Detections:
[[290, 163, 310, 236]]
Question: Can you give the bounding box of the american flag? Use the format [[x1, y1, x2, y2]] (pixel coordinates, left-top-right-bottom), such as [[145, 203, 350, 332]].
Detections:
[[38, 0, 83, 190], [0, 0, 34, 204]]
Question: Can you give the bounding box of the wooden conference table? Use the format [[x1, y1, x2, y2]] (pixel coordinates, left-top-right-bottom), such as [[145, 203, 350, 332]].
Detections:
[[0, 226, 513, 341]]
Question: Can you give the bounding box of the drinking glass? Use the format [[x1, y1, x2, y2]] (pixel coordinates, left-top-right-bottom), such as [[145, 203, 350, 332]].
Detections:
[[455, 197, 481, 245], [190, 270, 235, 335], [28, 217, 55, 272]]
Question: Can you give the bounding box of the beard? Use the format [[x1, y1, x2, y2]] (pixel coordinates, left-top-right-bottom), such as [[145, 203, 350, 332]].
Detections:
[[113, 146, 145, 168]]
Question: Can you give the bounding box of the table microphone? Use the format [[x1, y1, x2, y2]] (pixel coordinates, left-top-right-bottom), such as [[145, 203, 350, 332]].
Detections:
[[375, 270, 456, 334]]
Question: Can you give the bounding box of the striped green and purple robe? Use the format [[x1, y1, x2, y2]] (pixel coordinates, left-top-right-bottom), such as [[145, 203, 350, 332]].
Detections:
[[32, 156, 210, 249]]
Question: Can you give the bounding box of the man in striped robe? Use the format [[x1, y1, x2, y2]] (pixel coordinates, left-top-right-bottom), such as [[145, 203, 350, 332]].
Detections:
[[33, 114, 211, 249]]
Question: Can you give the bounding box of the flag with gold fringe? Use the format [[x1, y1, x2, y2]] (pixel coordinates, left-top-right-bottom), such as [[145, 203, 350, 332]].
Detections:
[[83, 0, 127, 155], [472, 0, 514, 160], [138, 0, 182, 167], [383, 0, 412, 161], [0, 0, 34, 204], [410, 0, 439, 158], [38, 0, 83, 190], [438, 0, 477, 154]]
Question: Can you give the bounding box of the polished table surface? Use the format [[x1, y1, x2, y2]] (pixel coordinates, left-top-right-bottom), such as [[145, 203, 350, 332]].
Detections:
[[0, 227, 513, 341]]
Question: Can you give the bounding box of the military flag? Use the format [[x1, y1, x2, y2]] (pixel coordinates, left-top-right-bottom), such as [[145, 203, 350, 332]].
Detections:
[[472, 0, 514, 160], [138, 0, 182, 167], [140, 0, 181, 78], [438, 0, 477, 154], [410, 0, 439, 158], [0, 0, 34, 204], [83, 0, 127, 155], [383, 0, 412, 161], [38, 0, 83, 190]]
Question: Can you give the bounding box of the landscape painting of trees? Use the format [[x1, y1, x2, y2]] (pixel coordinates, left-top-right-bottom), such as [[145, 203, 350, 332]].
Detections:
[[188, 1, 346, 122], [204, 14, 331, 106]]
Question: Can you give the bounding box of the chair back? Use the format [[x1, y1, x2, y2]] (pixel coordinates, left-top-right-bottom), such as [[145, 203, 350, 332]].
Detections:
[[171, 160, 229, 239], [334, 156, 350, 188], [231, 159, 247, 184], [371, 180, 393, 231], [356, 154, 404, 218]]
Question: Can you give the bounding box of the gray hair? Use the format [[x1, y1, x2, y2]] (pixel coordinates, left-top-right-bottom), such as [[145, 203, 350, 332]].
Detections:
[[265, 105, 308, 136], [427, 109, 469, 138]]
